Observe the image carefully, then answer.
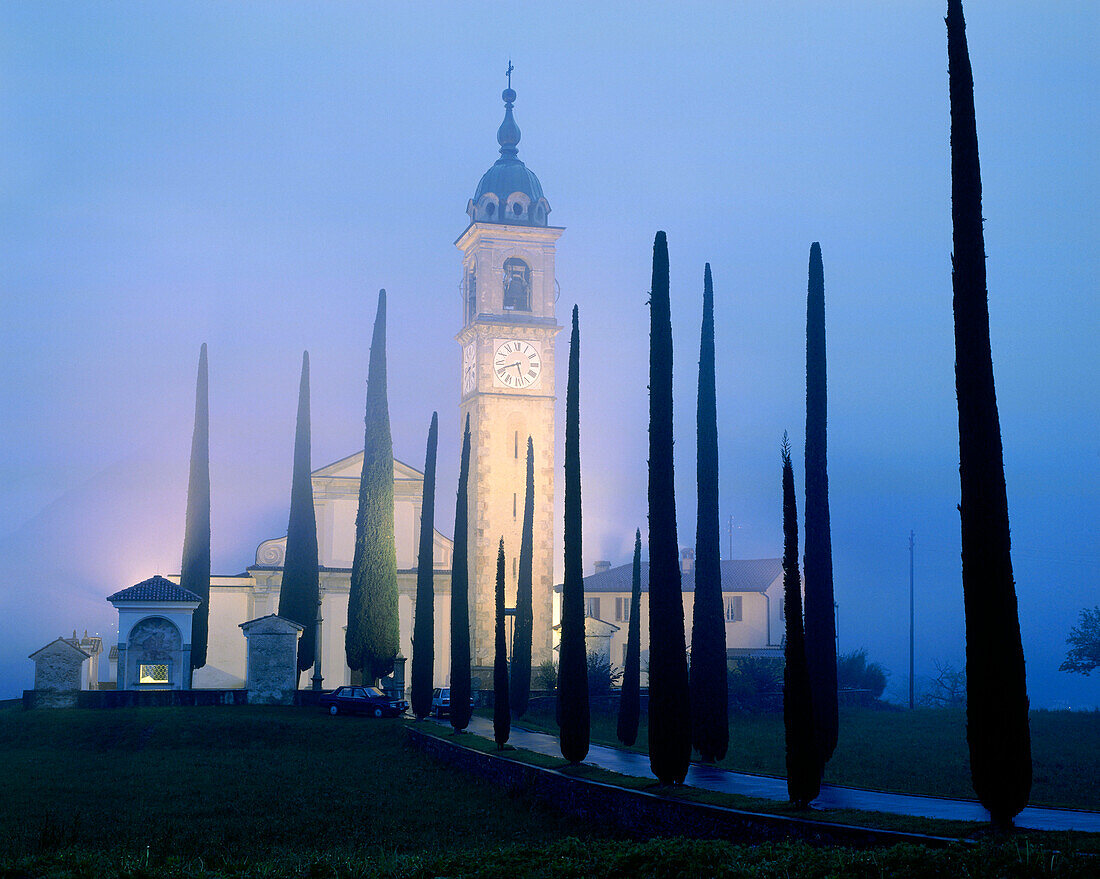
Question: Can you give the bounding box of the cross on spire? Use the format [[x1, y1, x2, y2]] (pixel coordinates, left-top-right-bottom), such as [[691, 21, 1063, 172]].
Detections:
[[506, 60, 514, 89]]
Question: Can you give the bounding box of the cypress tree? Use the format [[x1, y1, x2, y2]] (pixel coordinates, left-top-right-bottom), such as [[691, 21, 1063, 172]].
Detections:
[[647, 231, 692, 784], [511, 436, 535, 717], [450, 415, 473, 733], [558, 305, 590, 764], [346, 290, 400, 686], [181, 342, 211, 682], [690, 262, 728, 763], [947, 0, 1031, 829], [616, 529, 643, 747], [277, 351, 320, 682], [781, 433, 820, 809], [411, 411, 439, 720], [803, 242, 838, 768], [494, 538, 511, 747]]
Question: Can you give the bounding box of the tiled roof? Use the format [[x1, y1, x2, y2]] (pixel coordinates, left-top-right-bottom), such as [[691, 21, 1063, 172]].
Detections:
[[558, 558, 783, 594], [107, 575, 202, 603]]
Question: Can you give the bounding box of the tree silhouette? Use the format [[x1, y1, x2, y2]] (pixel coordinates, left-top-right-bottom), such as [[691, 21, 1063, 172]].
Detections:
[[411, 412, 439, 719], [277, 351, 320, 682], [617, 529, 643, 747], [181, 342, 210, 681], [346, 290, 400, 686], [511, 437, 535, 717], [781, 433, 820, 809], [494, 538, 511, 747], [947, 0, 1030, 829], [1059, 607, 1100, 676], [558, 305, 590, 764], [450, 415, 473, 733], [803, 242, 838, 769], [647, 231, 691, 785], [690, 262, 728, 763]]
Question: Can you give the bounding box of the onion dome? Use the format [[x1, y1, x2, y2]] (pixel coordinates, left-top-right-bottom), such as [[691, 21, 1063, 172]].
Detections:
[[468, 85, 551, 226]]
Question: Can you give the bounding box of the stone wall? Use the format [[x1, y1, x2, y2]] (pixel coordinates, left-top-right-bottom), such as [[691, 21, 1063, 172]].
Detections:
[[32, 648, 84, 692], [405, 727, 956, 850], [240, 615, 302, 705], [22, 689, 249, 709]]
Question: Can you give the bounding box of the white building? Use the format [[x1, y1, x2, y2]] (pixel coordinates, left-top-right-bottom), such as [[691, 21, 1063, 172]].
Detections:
[[566, 553, 785, 683]]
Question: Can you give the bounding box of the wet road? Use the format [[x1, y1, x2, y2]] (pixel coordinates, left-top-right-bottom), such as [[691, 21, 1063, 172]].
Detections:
[[435, 715, 1100, 833]]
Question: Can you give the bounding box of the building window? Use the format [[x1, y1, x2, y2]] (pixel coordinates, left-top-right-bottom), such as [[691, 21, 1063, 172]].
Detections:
[[139, 663, 169, 685], [503, 258, 531, 311], [622, 643, 628, 666], [585, 597, 601, 619], [614, 596, 630, 622], [725, 596, 743, 622], [513, 493, 517, 519], [514, 431, 519, 458]]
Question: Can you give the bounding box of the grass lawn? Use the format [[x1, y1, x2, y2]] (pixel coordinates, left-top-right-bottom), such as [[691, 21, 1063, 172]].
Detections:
[[0, 705, 1095, 878], [509, 705, 1100, 811]]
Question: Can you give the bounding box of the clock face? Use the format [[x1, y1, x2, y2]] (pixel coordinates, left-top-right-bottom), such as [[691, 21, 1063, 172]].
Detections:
[[493, 340, 541, 389], [462, 343, 476, 394]]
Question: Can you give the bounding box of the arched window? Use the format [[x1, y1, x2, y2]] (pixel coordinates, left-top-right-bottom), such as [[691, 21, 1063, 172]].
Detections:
[[502, 258, 531, 311], [466, 270, 477, 323]]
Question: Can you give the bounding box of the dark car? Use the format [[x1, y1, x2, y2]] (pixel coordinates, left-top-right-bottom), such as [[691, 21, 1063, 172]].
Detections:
[[320, 685, 408, 718]]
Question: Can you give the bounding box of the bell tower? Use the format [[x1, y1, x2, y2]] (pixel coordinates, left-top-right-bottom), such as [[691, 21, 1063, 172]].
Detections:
[[456, 79, 562, 679]]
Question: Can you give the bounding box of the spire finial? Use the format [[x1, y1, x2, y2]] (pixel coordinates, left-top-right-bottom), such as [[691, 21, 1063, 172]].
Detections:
[[497, 65, 520, 159]]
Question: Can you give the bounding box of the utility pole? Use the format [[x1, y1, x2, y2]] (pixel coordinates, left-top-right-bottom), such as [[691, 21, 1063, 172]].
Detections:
[[908, 530, 915, 709], [834, 600, 839, 658]]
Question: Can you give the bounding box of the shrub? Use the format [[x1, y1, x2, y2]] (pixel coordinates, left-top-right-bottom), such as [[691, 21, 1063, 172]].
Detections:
[[837, 648, 888, 700], [587, 651, 622, 700], [728, 656, 784, 709], [532, 659, 557, 694]]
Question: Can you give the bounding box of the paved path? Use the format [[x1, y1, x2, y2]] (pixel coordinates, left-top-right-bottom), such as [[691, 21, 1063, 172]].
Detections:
[[440, 716, 1100, 833]]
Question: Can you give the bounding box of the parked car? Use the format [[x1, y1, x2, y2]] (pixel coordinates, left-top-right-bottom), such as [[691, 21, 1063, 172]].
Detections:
[[431, 687, 451, 717], [431, 687, 476, 717], [320, 685, 408, 718]]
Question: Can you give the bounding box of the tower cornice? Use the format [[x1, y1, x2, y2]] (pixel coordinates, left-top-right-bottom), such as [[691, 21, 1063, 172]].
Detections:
[[455, 221, 564, 250]]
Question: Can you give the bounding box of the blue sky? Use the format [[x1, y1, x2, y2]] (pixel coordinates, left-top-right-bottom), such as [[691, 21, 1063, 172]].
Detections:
[[1, 1, 1097, 707]]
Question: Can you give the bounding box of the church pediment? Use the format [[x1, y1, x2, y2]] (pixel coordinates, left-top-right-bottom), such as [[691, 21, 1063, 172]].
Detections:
[[312, 453, 423, 483]]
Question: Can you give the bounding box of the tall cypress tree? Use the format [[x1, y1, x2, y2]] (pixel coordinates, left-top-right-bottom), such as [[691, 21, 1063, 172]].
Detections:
[[617, 529, 643, 747], [781, 433, 820, 809], [558, 304, 590, 764], [450, 415, 473, 733], [647, 231, 691, 785], [181, 342, 211, 682], [690, 262, 728, 763], [277, 351, 320, 682], [803, 242, 838, 768], [511, 436, 535, 717], [494, 538, 511, 747], [346, 290, 400, 686], [947, 0, 1031, 829], [411, 411, 439, 720]]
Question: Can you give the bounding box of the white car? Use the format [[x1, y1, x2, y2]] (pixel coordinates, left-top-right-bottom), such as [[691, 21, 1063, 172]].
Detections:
[[431, 687, 451, 717]]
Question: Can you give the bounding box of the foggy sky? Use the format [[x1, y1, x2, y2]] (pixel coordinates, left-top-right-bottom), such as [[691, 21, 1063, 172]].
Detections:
[[1, 2, 1097, 708]]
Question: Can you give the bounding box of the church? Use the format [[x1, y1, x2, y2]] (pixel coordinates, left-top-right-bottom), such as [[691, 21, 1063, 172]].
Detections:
[[98, 83, 783, 695]]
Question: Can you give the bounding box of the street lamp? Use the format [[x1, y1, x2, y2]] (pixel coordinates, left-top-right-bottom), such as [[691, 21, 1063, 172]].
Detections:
[[311, 583, 325, 691]]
